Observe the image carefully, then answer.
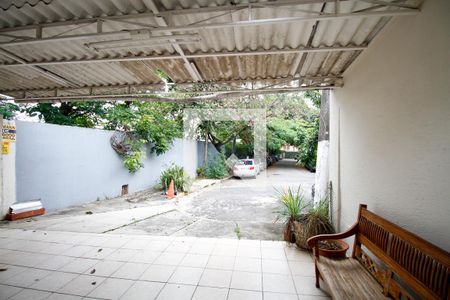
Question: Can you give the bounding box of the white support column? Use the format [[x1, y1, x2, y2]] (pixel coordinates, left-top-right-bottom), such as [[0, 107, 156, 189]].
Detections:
[[0, 118, 17, 218], [314, 90, 330, 204]]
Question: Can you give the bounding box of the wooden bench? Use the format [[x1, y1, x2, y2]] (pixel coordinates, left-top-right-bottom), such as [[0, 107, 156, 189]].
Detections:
[[307, 204, 450, 300]]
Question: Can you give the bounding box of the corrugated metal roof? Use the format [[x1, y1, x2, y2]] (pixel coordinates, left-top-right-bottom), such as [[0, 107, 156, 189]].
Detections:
[[0, 0, 421, 101]]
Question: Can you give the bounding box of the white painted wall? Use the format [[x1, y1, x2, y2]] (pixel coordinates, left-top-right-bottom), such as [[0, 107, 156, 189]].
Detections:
[[329, 0, 450, 251], [0, 119, 16, 217], [16, 121, 218, 212]]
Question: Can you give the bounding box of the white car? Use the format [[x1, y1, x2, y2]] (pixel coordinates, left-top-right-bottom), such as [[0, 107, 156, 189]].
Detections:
[[232, 159, 260, 178]]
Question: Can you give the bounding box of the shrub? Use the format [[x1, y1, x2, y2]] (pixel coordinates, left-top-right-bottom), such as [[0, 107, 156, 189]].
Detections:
[[160, 164, 192, 193], [205, 155, 229, 179]]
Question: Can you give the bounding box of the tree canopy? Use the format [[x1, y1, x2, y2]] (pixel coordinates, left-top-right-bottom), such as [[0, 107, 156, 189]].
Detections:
[[7, 89, 321, 173]]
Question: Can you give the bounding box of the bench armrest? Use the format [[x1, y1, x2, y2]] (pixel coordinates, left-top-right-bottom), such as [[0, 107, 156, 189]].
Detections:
[[307, 222, 358, 257]]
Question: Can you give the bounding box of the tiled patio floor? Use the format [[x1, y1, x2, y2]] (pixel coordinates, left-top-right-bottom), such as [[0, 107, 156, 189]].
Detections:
[[0, 229, 330, 300]]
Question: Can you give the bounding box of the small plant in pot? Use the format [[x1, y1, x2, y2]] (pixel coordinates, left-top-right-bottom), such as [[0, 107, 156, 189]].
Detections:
[[274, 186, 309, 243], [293, 191, 349, 258], [293, 195, 334, 249]]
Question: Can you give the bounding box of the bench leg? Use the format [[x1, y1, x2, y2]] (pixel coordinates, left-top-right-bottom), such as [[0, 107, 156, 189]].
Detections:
[[315, 263, 320, 288]]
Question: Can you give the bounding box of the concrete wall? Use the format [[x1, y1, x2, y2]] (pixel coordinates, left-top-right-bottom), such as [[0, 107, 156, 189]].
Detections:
[[16, 121, 217, 212], [0, 119, 17, 216], [329, 0, 450, 250]]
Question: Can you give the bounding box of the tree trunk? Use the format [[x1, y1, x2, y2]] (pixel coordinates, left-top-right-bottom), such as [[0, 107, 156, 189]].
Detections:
[[232, 136, 236, 155], [203, 128, 208, 167]]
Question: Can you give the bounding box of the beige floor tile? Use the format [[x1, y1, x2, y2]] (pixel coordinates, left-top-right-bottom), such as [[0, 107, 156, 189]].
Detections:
[[58, 275, 105, 296], [289, 261, 315, 277], [122, 239, 151, 250], [199, 269, 232, 288], [156, 283, 196, 300], [206, 255, 235, 270], [234, 257, 261, 273], [230, 271, 262, 291], [58, 258, 99, 273], [81, 246, 116, 259], [261, 248, 286, 260], [140, 264, 176, 282], [112, 262, 150, 280], [129, 250, 161, 264], [211, 245, 237, 257], [46, 293, 82, 300], [35, 255, 75, 270], [263, 273, 296, 294], [0, 284, 22, 299], [264, 291, 298, 300], [120, 281, 164, 300], [145, 241, 171, 252], [88, 277, 134, 299], [293, 276, 329, 297], [106, 249, 139, 262], [85, 260, 124, 277], [262, 259, 291, 274], [168, 266, 204, 285], [236, 246, 261, 258], [0, 265, 28, 283], [153, 252, 185, 266], [192, 286, 228, 300], [284, 247, 312, 262], [8, 289, 50, 300], [227, 289, 262, 300], [179, 254, 209, 268], [61, 245, 96, 257], [4, 268, 52, 287], [30, 271, 78, 291]]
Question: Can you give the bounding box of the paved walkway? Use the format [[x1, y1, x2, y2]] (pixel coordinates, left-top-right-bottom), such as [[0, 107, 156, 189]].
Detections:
[[0, 229, 329, 300]]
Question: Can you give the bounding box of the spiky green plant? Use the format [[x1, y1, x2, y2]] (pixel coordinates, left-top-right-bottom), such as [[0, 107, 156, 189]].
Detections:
[[274, 186, 309, 225]]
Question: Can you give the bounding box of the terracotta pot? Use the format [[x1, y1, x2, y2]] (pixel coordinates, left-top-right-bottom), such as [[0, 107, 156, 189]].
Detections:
[[318, 239, 349, 259]]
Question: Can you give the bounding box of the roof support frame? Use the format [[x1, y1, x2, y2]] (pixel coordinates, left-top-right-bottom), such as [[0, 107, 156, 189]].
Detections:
[[0, 0, 352, 34], [0, 45, 367, 68], [142, 0, 203, 82], [10, 84, 341, 103]]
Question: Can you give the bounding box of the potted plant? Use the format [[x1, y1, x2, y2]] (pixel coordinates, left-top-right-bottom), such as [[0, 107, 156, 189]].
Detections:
[[293, 195, 335, 249], [275, 186, 308, 243]]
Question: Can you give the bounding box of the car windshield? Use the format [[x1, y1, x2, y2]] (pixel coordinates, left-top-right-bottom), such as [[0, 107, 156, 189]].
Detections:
[[243, 160, 253, 165]]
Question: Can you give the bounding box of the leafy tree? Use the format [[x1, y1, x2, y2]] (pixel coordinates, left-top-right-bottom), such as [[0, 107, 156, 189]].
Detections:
[[26, 102, 108, 128], [0, 101, 20, 119]]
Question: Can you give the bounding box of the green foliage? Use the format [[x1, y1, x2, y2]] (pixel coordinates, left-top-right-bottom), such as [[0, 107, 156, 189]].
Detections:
[[234, 222, 242, 240], [296, 118, 319, 171], [205, 154, 229, 179], [196, 167, 205, 177], [302, 192, 334, 237], [275, 186, 309, 224], [160, 164, 192, 193], [26, 102, 107, 128], [0, 101, 20, 120], [304, 90, 321, 108]]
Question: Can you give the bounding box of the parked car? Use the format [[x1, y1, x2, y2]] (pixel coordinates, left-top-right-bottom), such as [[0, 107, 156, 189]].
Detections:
[[232, 159, 259, 178]]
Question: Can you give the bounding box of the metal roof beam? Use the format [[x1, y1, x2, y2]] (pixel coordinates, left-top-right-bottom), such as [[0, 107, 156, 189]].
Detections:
[[148, 9, 418, 34], [0, 0, 351, 34], [1, 75, 342, 95], [143, 0, 203, 82], [0, 9, 418, 48], [11, 84, 341, 103], [0, 45, 367, 68], [0, 48, 76, 87]]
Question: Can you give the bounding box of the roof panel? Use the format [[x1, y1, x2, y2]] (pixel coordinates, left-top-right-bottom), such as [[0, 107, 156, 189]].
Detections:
[[0, 0, 421, 99]]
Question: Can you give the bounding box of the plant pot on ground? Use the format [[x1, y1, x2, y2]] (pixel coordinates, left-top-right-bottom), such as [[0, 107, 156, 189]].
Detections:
[[293, 193, 334, 250], [275, 186, 309, 243]]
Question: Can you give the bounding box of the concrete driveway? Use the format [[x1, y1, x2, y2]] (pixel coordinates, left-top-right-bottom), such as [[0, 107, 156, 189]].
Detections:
[[1, 159, 315, 241]]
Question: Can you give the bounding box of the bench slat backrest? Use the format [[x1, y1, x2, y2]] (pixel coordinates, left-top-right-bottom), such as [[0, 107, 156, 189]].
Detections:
[[354, 206, 450, 300]]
